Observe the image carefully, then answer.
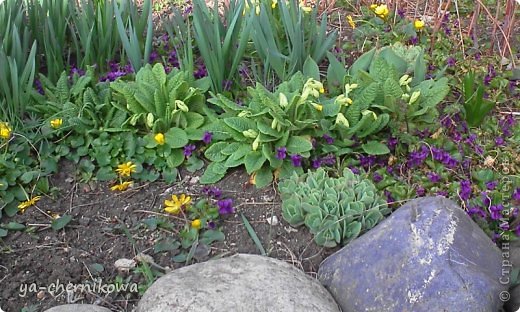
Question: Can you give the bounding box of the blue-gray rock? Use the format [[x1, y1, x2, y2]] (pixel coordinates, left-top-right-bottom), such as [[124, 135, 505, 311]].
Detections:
[[318, 196, 507, 312], [137, 254, 340, 312]]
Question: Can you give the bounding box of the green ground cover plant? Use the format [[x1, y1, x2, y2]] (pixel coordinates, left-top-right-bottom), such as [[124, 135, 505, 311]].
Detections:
[[0, 0, 518, 262]]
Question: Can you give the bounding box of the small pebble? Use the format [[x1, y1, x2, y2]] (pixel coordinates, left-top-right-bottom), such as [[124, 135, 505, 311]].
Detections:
[[266, 216, 279, 226]]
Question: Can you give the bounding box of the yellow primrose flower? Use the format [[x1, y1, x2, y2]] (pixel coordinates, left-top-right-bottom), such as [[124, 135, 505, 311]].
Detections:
[[18, 196, 42, 213], [319, 87, 325, 94], [374, 4, 389, 19], [370, 4, 378, 10], [154, 133, 165, 145], [312, 103, 323, 111], [272, 0, 277, 8], [50, 118, 63, 129], [191, 219, 202, 230], [164, 194, 191, 214], [110, 181, 133, 191], [0, 122, 12, 139], [347, 15, 356, 29], [414, 20, 425, 31], [301, 6, 312, 13], [115, 161, 136, 177]]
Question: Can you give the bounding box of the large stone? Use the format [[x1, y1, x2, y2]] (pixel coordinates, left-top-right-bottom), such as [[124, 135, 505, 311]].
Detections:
[[44, 304, 111, 312], [137, 254, 340, 312], [318, 196, 506, 312], [504, 285, 520, 312]]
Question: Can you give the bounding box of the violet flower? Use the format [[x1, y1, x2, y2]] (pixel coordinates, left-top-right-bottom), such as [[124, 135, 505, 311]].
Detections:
[[322, 134, 334, 144], [512, 188, 520, 201], [490, 204, 504, 220], [373, 172, 383, 183], [416, 186, 426, 197], [217, 198, 234, 214], [202, 186, 222, 199], [320, 154, 336, 166], [290, 154, 302, 167], [485, 181, 498, 191], [183, 144, 197, 157], [311, 159, 321, 169], [467, 206, 486, 218], [276, 147, 287, 160], [202, 131, 213, 145], [446, 57, 456, 67], [459, 180, 472, 201]]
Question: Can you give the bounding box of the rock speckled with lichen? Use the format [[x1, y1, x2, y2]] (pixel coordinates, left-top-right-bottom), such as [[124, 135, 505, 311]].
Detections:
[[318, 196, 507, 312], [137, 253, 340, 312]]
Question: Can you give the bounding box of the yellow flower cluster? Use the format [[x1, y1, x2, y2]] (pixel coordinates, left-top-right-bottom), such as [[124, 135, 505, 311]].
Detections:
[[371, 4, 389, 19], [0, 122, 12, 139], [111, 161, 137, 192], [347, 15, 356, 29]]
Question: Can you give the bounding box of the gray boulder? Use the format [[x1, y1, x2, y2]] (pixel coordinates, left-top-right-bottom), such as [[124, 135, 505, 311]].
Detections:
[[44, 304, 111, 312], [318, 196, 507, 312], [137, 254, 340, 312], [504, 285, 520, 312]]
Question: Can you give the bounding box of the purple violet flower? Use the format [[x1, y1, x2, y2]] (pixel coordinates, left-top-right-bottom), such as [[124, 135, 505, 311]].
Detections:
[[495, 137, 505, 146], [207, 221, 216, 229], [490, 204, 504, 220], [447, 57, 456, 67], [311, 159, 321, 169], [349, 166, 361, 175], [34, 79, 44, 95], [183, 144, 197, 157], [202, 186, 222, 199], [373, 173, 383, 183], [459, 180, 472, 201], [149, 50, 159, 63], [320, 154, 336, 166], [467, 206, 486, 218], [290, 154, 302, 167], [276, 147, 287, 160], [322, 134, 334, 144], [486, 181, 498, 191], [512, 188, 520, 201], [217, 198, 234, 214], [202, 131, 213, 145], [416, 186, 426, 197]]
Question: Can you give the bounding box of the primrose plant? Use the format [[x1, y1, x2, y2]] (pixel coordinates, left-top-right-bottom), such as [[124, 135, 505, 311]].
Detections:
[[201, 72, 332, 187], [279, 168, 390, 247]]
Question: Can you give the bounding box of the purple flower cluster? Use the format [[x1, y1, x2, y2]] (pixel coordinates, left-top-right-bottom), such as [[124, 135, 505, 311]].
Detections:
[[467, 206, 486, 218], [202, 186, 222, 199], [416, 186, 426, 197], [427, 172, 441, 183], [194, 63, 208, 79], [217, 198, 234, 214], [431, 146, 459, 168], [69, 65, 85, 78], [485, 181, 498, 191], [100, 61, 133, 82], [311, 154, 336, 169], [407, 145, 429, 168], [149, 50, 160, 63]]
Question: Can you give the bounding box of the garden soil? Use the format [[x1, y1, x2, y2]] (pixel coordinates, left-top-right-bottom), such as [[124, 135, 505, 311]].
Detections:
[[0, 161, 337, 311]]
